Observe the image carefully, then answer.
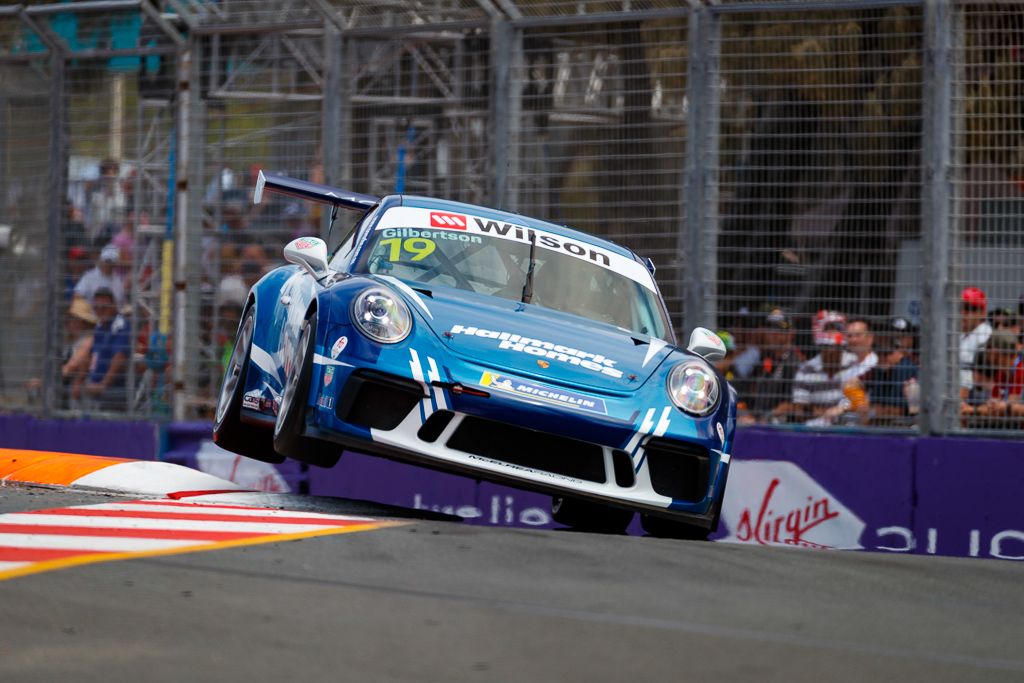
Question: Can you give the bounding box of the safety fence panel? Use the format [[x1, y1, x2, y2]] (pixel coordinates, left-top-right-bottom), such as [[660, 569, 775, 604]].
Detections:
[[342, 28, 491, 204], [0, 3, 181, 420], [510, 14, 690, 331], [3, 0, 1024, 440], [0, 49, 52, 416], [713, 5, 926, 431], [950, 2, 1024, 435], [184, 29, 327, 419]]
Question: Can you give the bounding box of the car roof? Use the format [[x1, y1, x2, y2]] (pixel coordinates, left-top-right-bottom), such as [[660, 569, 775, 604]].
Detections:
[[396, 195, 642, 263]]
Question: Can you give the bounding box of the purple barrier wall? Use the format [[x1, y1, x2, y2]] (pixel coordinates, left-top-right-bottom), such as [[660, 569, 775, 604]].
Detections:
[[914, 437, 1024, 560], [0, 413, 158, 460], [312, 451, 559, 529], [3, 413, 1021, 560]]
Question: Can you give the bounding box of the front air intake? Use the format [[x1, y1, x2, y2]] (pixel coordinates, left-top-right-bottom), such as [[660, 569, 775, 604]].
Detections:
[[336, 370, 425, 431], [447, 416, 606, 484], [644, 438, 710, 502]]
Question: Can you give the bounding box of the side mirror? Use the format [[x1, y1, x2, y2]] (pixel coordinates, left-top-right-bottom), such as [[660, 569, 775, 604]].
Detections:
[[687, 326, 726, 361], [283, 236, 329, 279]]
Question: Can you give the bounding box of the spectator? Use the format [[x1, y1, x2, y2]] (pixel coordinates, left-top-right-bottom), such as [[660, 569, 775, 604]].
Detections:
[[776, 310, 861, 426], [959, 286, 993, 414], [714, 331, 736, 381], [972, 330, 1024, 427], [864, 317, 919, 425], [738, 308, 804, 425], [62, 298, 98, 408], [846, 317, 878, 376], [64, 246, 92, 302], [239, 243, 269, 288], [991, 307, 1019, 335], [73, 244, 126, 308], [81, 288, 130, 412], [85, 159, 126, 245], [216, 277, 248, 372], [25, 298, 97, 408]]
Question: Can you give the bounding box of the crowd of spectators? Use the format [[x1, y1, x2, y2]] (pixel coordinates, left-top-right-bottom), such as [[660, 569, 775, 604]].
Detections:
[[722, 285, 1024, 429], [24, 157, 1022, 430], [41, 161, 319, 414]]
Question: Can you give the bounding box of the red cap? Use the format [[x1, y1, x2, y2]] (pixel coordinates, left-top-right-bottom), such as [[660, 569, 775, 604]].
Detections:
[[961, 287, 987, 310], [68, 246, 86, 260]]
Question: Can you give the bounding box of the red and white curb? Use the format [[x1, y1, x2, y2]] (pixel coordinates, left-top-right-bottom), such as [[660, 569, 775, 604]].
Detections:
[[0, 498, 401, 581], [0, 449, 404, 580]]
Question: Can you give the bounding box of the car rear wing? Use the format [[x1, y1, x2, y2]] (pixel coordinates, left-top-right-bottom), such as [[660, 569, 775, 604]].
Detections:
[[253, 170, 379, 212]]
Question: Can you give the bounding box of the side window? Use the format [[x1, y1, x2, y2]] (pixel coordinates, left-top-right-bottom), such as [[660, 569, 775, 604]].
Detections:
[[330, 204, 382, 269]]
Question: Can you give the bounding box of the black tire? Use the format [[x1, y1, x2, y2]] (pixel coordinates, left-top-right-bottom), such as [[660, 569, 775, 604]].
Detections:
[[551, 496, 633, 535], [212, 308, 284, 464], [640, 513, 711, 540], [273, 313, 341, 468]]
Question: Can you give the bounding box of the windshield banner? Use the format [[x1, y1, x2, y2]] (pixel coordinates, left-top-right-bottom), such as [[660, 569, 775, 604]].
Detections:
[[375, 206, 654, 290]]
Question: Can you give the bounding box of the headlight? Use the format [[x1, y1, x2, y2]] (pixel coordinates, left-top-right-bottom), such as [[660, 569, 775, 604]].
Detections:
[[352, 287, 412, 343], [667, 360, 719, 416]]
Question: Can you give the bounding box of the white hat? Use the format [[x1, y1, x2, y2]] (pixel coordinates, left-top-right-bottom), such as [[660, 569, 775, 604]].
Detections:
[[216, 275, 248, 308], [100, 244, 120, 263]]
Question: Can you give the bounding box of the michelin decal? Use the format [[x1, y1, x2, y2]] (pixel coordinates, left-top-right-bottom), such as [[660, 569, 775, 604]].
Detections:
[[481, 372, 608, 414]]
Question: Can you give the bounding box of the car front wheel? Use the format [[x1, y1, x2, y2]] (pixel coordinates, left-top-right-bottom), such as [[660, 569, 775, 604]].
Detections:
[[273, 313, 341, 468], [212, 307, 283, 464]]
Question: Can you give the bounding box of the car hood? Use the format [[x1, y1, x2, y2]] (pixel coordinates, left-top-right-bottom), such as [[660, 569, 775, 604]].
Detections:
[[378, 277, 676, 393]]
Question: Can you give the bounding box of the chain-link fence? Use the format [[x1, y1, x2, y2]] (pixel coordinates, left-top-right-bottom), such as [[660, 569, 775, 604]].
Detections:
[[2, 0, 1022, 438]]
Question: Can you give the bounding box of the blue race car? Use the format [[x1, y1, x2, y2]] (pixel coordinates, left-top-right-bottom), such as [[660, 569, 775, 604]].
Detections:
[[214, 171, 735, 538]]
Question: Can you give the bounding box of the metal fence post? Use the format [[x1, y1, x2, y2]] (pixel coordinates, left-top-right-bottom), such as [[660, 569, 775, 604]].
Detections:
[[322, 23, 342, 235], [920, 0, 954, 435], [488, 17, 511, 210], [681, 6, 720, 337], [174, 39, 204, 421], [43, 51, 67, 415]]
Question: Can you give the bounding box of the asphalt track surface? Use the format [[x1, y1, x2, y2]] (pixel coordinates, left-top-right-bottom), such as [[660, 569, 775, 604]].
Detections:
[[1, 485, 1022, 683]]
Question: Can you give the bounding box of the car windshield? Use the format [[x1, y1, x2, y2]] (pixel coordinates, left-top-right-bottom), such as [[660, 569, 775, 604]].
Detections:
[[353, 224, 671, 340]]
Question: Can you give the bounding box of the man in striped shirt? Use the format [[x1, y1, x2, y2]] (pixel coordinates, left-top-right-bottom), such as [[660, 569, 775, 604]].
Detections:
[[774, 311, 865, 426]]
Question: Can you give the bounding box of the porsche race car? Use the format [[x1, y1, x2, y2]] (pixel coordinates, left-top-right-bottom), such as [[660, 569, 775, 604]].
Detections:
[[214, 171, 735, 537]]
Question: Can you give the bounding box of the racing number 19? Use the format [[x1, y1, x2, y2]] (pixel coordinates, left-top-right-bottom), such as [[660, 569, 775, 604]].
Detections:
[[380, 238, 436, 262]]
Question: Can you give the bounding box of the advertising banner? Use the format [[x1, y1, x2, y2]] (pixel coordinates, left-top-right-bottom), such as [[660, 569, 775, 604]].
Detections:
[[4, 415, 1020, 560]]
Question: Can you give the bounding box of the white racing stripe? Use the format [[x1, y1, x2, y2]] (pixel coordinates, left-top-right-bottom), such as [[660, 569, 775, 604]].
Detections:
[[0, 534, 200, 552], [313, 354, 352, 367], [0, 561, 31, 572], [0, 514, 342, 535], [68, 502, 370, 521]]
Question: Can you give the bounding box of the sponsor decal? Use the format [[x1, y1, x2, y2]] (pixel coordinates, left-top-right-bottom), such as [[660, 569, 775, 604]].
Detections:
[[429, 212, 467, 229], [536, 360, 550, 369], [317, 395, 334, 410], [381, 227, 481, 244], [242, 393, 261, 410], [720, 461, 865, 550], [413, 493, 552, 527], [716, 421, 725, 445], [466, 453, 586, 486], [294, 238, 320, 250], [323, 365, 335, 387], [448, 325, 623, 379], [259, 397, 280, 415], [480, 372, 608, 414], [375, 207, 654, 291], [330, 336, 348, 359]]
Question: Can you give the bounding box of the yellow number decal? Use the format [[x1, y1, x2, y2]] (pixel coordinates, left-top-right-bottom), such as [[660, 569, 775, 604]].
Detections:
[[380, 238, 402, 262], [380, 237, 436, 262], [404, 238, 436, 262]]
